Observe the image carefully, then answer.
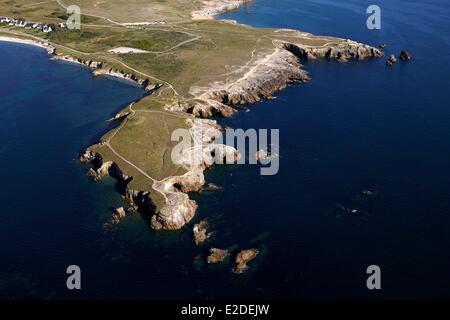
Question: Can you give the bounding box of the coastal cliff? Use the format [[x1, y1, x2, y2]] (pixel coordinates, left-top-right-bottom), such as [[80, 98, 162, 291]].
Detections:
[[81, 117, 239, 231], [192, 38, 382, 107], [51, 54, 161, 92], [206, 48, 309, 105], [149, 118, 240, 230], [281, 39, 384, 62]]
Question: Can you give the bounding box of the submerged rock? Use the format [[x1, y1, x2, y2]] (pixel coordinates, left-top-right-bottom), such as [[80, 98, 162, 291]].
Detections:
[[205, 183, 222, 191], [232, 249, 259, 274], [79, 150, 98, 164], [108, 111, 130, 121], [362, 190, 376, 197], [112, 207, 127, 223], [336, 204, 360, 215], [399, 50, 412, 61], [127, 205, 138, 213], [207, 248, 229, 264]]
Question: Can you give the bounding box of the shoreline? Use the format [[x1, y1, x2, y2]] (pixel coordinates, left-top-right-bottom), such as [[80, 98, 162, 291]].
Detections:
[[0, 34, 161, 90], [0, 35, 49, 49]]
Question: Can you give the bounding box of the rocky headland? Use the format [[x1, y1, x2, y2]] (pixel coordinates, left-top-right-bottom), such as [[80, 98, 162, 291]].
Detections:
[[0, 0, 386, 274], [190, 39, 382, 109], [79, 34, 382, 233]]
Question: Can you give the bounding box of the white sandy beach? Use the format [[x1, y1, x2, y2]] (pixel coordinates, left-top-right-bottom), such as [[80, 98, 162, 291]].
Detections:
[[0, 35, 49, 49]]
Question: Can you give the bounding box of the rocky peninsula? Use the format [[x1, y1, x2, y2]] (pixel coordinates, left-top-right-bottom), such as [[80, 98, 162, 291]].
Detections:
[[0, 0, 383, 240]]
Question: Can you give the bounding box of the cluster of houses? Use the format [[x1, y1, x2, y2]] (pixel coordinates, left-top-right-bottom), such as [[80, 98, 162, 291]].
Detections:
[[0, 16, 68, 33]]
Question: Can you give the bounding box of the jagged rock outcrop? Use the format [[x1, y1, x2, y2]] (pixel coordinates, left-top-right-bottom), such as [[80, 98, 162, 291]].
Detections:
[[207, 49, 309, 105], [192, 220, 213, 245], [202, 183, 222, 192], [282, 39, 383, 62], [232, 248, 259, 274], [207, 248, 229, 264], [112, 207, 127, 223], [46, 46, 56, 55], [149, 118, 240, 230], [80, 150, 156, 219], [150, 192, 198, 230], [85, 160, 130, 182], [167, 99, 236, 118], [92, 68, 159, 91], [52, 54, 160, 92], [192, 0, 253, 20]]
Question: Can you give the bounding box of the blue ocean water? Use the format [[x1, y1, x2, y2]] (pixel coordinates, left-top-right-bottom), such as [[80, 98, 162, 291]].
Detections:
[[1, 0, 450, 299]]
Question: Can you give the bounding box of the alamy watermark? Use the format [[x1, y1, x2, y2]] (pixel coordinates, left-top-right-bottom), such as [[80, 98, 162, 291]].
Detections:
[[366, 265, 381, 290], [366, 5, 381, 30], [171, 125, 280, 176], [67, 5, 81, 30], [66, 265, 81, 290]]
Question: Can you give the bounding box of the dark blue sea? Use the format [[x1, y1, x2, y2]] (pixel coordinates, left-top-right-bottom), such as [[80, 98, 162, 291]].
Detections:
[[1, 0, 450, 299]]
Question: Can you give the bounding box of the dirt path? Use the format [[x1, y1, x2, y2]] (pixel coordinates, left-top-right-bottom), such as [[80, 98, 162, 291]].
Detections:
[[104, 103, 194, 202]]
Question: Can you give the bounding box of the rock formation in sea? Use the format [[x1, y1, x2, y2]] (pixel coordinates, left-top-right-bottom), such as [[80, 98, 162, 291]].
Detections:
[[282, 39, 383, 63], [112, 207, 127, 223], [386, 54, 398, 66], [233, 249, 259, 273], [193, 220, 214, 245], [255, 149, 269, 161], [207, 248, 229, 264], [399, 50, 412, 61]]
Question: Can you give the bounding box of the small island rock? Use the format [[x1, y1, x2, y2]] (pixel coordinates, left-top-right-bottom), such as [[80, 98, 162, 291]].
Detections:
[[386, 54, 398, 66], [193, 220, 213, 245], [399, 50, 412, 61], [112, 207, 127, 223], [232, 249, 259, 274], [207, 248, 229, 264]]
